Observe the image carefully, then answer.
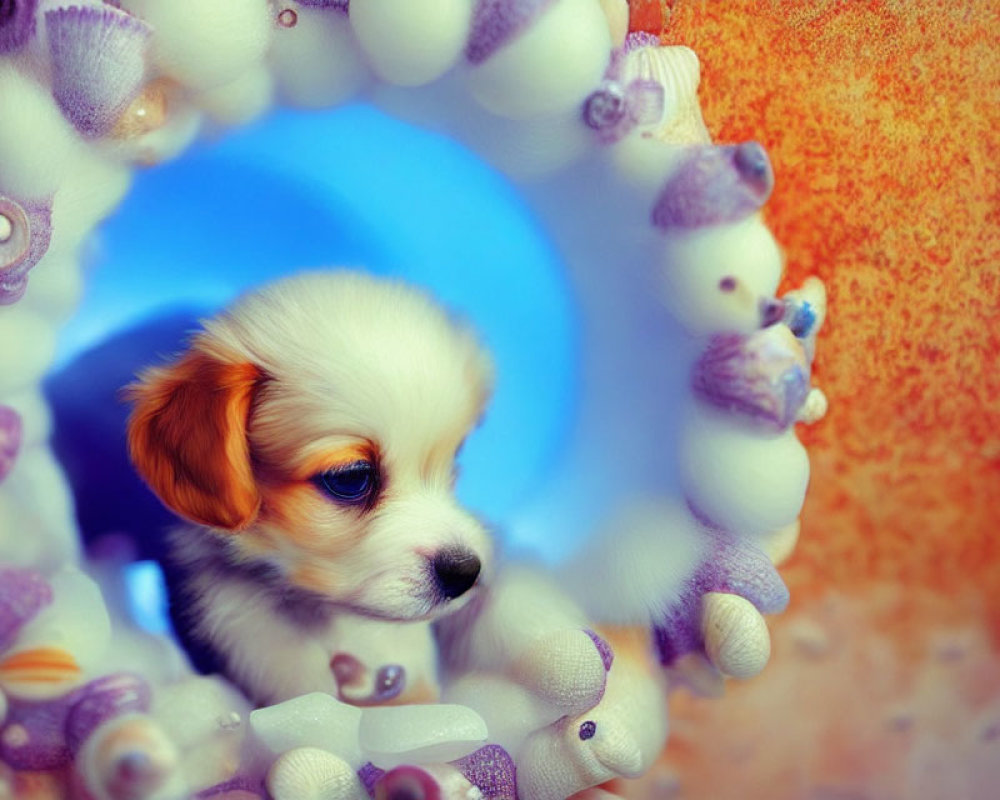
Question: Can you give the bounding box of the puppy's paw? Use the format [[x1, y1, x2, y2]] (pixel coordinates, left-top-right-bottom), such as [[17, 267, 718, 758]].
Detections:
[[507, 628, 612, 713]]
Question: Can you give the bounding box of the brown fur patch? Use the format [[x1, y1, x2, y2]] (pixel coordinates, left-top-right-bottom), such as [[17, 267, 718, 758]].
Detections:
[[127, 347, 261, 530]]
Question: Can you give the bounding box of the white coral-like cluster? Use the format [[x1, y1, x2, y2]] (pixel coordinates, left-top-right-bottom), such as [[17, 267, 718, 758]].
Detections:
[[0, 1, 827, 798]]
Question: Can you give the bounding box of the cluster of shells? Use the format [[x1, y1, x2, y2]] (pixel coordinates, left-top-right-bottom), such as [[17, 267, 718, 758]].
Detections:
[[0, 0, 828, 798]]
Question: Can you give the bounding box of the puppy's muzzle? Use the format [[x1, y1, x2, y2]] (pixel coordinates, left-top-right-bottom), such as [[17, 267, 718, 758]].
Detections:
[[431, 548, 482, 600]]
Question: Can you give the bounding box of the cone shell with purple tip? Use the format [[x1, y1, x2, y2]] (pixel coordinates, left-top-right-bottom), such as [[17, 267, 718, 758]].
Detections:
[[46, 5, 152, 138], [652, 142, 775, 230], [692, 326, 811, 432], [0, 194, 53, 305]]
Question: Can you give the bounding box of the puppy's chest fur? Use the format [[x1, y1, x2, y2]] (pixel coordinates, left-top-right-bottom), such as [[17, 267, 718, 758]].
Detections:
[[166, 527, 439, 707]]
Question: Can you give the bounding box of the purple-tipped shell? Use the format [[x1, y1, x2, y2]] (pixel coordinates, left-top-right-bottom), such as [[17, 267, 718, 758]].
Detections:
[[358, 762, 386, 798], [65, 672, 152, 752], [652, 142, 775, 230], [451, 744, 517, 800], [692, 327, 810, 432], [46, 5, 152, 138], [293, 0, 348, 8], [0, 404, 22, 482], [0, 566, 52, 652], [465, 0, 557, 65], [0, 195, 52, 305], [0, 0, 38, 53]]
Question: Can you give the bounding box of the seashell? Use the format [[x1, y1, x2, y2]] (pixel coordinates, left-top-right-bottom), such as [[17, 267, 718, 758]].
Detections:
[[45, 5, 152, 138], [616, 42, 710, 145], [451, 744, 517, 799], [266, 746, 359, 800], [582, 78, 664, 144], [357, 762, 385, 797], [0, 693, 75, 770], [78, 715, 178, 800], [652, 141, 775, 230], [692, 325, 811, 432], [0, 405, 22, 482], [65, 673, 151, 752], [350, 0, 472, 87], [465, 0, 557, 66], [0, 646, 82, 690], [373, 765, 441, 800], [464, 0, 612, 119], [508, 628, 609, 711], [293, 0, 348, 8], [0, 0, 38, 53], [0, 194, 53, 306], [700, 592, 772, 679], [0, 567, 51, 652]]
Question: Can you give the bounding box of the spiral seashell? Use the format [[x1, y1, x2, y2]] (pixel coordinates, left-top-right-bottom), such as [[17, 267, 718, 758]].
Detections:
[[45, 5, 153, 138], [652, 142, 775, 230], [65, 673, 152, 752], [618, 41, 710, 145], [692, 325, 811, 432], [79, 715, 178, 800], [373, 765, 441, 800], [0, 0, 38, 53], [0, 567, 51, 652], [0, 194, 53, 305], [700, 592, 772, 679], [0, 405, 22, 483], [266, 746, 359, 800]]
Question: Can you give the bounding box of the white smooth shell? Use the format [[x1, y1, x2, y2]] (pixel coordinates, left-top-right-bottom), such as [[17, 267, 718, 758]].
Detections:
[[350, 0, 472, 87]]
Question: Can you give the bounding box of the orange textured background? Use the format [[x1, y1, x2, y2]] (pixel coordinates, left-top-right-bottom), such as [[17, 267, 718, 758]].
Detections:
[[621, 1, 1000, 797]]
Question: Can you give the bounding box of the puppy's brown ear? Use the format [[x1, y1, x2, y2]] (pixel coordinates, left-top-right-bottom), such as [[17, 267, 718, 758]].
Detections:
[[127, 342, 262, 531]]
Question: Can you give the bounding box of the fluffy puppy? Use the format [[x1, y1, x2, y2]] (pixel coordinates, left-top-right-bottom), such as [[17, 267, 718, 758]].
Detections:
[[126, 271, 494, 704]]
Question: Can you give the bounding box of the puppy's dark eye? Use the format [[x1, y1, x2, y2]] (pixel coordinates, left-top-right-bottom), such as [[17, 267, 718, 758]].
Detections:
[[315, 461, 377, 506]]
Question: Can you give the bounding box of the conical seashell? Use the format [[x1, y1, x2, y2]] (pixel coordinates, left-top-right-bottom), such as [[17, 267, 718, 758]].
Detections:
[[692, 325, 811, 432], [0, 194, 53, 305], [0, 567, 51, 652], [652, 142, 775, 230], [0, 405, 22, 483], [45, 5, 152, 138], [0, 0, 38, 53], [266, 747, 359, 800], [78, 715, 178, 800], [619, 41, 710, 145]]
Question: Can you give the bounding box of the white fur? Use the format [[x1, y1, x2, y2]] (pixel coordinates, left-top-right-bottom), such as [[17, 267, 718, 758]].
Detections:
[[149, 271, 493, 702]]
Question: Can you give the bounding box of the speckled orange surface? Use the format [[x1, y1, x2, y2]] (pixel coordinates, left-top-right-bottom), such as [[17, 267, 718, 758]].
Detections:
[[622, 1, 1000, 796], [631, 0, 1000, 612]]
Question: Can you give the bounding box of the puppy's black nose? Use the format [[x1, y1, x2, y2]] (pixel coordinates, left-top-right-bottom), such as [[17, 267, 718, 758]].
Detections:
[[431, 549, 481, 600]]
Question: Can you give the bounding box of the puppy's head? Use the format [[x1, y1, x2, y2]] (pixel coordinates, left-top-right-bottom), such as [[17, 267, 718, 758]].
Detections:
[[127, 271, 494, 621]]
